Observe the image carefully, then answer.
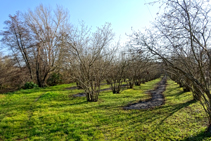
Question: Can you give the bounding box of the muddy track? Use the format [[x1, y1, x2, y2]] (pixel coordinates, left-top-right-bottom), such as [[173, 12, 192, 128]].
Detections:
[[123, 76, 167, 110]]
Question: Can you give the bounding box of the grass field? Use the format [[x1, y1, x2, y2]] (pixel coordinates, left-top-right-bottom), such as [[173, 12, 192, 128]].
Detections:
[[0, 78, 210, 140]]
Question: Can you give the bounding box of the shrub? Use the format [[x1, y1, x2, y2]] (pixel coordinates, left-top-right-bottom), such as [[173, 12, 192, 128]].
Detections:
[[23, 82, 38, 89], [47, 73, 63, 86]]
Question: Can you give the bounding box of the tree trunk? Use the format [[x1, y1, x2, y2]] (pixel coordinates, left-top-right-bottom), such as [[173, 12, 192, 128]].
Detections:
[[206, 119, 211, 135], [76, 82, 83, 89], [111, 83, 120, 94], [129, 82, 133, 88], [86, 91, 99, 102], [183, 86, 190, 92], [106, 80, 111, 85], [135, 80, 140, 86]]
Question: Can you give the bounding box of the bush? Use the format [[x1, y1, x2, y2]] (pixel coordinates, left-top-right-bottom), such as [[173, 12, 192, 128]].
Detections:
[[23, 82, 38, 89], [47, 73, 63, 86]]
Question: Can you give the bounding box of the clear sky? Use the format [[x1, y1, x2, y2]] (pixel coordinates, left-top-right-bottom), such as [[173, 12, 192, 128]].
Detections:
[[0, 0, 159, 46]]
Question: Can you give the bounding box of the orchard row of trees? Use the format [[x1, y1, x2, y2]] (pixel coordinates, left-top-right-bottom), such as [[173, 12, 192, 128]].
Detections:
[[130, 0, 211, 132], [0, 5, 162, 101], [1, 0, 211, 134], [3, 0, 211, 134]]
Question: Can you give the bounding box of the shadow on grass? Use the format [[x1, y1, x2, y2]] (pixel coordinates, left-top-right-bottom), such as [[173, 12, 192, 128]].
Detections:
[[174, 91, 186, 98], [3, 85, 75, 95], [159, 99, 196, 125], [3, 79, 207, 140], [165, 87, 184, 96], [108, 99, 198, 140], [182, 130, 211, 141], [121, 100, 196, 128], [50, 101, 89, 108]]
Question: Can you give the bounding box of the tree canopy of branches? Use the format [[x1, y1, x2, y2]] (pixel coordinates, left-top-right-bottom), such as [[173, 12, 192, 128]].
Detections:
[[0, 4, 69, 87], [64, 22, 116, 102], [0, 4, 164, 103], [130, 0, 211, 132]]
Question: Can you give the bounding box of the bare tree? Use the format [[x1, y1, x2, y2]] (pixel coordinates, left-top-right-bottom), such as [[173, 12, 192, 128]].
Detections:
[[24, 4, 70, 87], [107, 53, 128, 94], [125, 49, 156, 88], [1, 5, 70, 87], [66, 22, 115, 101], [0, 12, 34, 80]]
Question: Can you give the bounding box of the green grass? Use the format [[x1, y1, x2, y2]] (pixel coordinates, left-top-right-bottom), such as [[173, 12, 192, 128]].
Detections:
[[0, 78, 210, 140]]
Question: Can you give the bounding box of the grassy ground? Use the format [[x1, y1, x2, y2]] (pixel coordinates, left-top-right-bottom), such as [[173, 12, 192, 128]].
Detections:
[[0, 78, 210, 140]]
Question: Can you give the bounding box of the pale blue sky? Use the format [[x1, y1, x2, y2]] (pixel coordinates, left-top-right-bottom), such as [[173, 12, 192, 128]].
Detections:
[[0, 0, 159, 45]]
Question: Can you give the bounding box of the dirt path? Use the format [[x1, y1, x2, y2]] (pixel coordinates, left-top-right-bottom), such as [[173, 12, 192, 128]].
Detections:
[[123, 76, 167, 110]]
